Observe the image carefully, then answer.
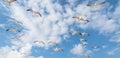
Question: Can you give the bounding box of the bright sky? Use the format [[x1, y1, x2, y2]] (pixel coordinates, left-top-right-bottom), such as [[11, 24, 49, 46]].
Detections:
[[0, 0, 120, 58]]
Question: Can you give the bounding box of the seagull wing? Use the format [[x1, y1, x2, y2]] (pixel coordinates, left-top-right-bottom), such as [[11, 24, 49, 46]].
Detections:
[[72, 16, 80, 20], [11, 18, 23, 24], [36, 12, 42, 17], [6, 28, 20, 32], [96, 2, 106, 5]]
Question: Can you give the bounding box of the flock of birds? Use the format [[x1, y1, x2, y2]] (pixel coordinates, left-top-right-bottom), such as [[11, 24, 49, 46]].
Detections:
[[3, 0, 107, 57]]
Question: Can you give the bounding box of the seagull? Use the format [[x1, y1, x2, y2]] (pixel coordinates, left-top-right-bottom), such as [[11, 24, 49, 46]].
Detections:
[[6, 28, 20, 32], [81, 32, 90, 36], [79, 38, 88, 45], [10, 17, 23, 24], [5, 15, 23, 24], [33, 41, 45, 45], [72, 16, 89, 22], [27, 8, 42, 17], [92, 46, 99, 49], [79, 38, 85, 42], [87, 2, 106, 7], [13, 34, 24, 39], [48, 41, 57, 46], [3, 0, 16, 5], [53, 47, 63, 52], [70, 30, 89, 36], [82, 41, 88, 45], [70, 30, 78, 35], [70, 30, 83, 35]]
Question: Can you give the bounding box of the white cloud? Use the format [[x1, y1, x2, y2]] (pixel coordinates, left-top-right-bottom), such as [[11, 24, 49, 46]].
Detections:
[[0, 24, 5, 28], [107, 47, 120, 55], [110, 34, 120, 43], [70, 44, 92, 56], [0, 44, 43, 58]]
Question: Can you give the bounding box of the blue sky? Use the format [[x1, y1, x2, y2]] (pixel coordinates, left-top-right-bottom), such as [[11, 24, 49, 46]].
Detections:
[[0, 0, 120, 58]]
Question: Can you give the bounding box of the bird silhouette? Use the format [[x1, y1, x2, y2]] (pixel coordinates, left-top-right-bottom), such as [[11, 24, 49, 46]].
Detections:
[[87, 2, 106, 7], [27, 8, 42, 17], [6, 28, 21, 32], [72, 16, 89, 22]]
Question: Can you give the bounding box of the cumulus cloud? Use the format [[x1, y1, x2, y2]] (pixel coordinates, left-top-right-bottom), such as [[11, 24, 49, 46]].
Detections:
[[70, 44, 92, 57], [0, 44, 34, 58]]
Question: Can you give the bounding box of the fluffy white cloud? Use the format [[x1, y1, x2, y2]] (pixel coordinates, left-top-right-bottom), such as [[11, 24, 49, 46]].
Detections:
[[70, 44, 92, 56], [0, 44, 43, 58]]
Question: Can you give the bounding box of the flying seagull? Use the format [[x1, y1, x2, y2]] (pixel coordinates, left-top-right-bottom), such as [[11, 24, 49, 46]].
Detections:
[[81, 32, 90, 36], [9, 17, 23, 24], [27, 8, 42, 17], [70, 30, 89, 36], [79, 38, 87, 42], [79, 38, 88, 45], [53, 47, 63, 52], [70, 30, 78, 35], [92, 46, 99, 49], [6, 28, 21, 32], [33, 41, 45, 45], [70, 30, 83, 35], [13, 34, 24, 39], [3, 0, 16, 5], [87, 2, 106, 7], [5, 15, 23, 24], [72, 16, 89, 22], [48, 41, 57, 46]]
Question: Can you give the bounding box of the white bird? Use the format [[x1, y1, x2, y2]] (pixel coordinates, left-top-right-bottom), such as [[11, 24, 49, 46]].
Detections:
[[79, 38, 88, 45], [79, 38, 85, 42], [70, 31, 89, 36], [81, 32, 90, 36], [87, 2, 106, 7], [72, 16, 89, 22], [3, 0, 16, 5], [13, 34, 24, 39], [33, 41, 45, 45], [53, 47, 63, 52], [70, 30, 78, 35], [10, 17, 23, 24], [6, 28, 20, 32], [48, 41, 57, 46], [82, 41, 88, 45], [92, 46, 99, 49], [27, 8, 42, 17], [70, 30, 82, 35]]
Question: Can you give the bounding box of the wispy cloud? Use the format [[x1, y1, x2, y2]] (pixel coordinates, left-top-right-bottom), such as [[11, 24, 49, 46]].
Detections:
[[0, 24, 5, 28], [107, 46, 120, 55]]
